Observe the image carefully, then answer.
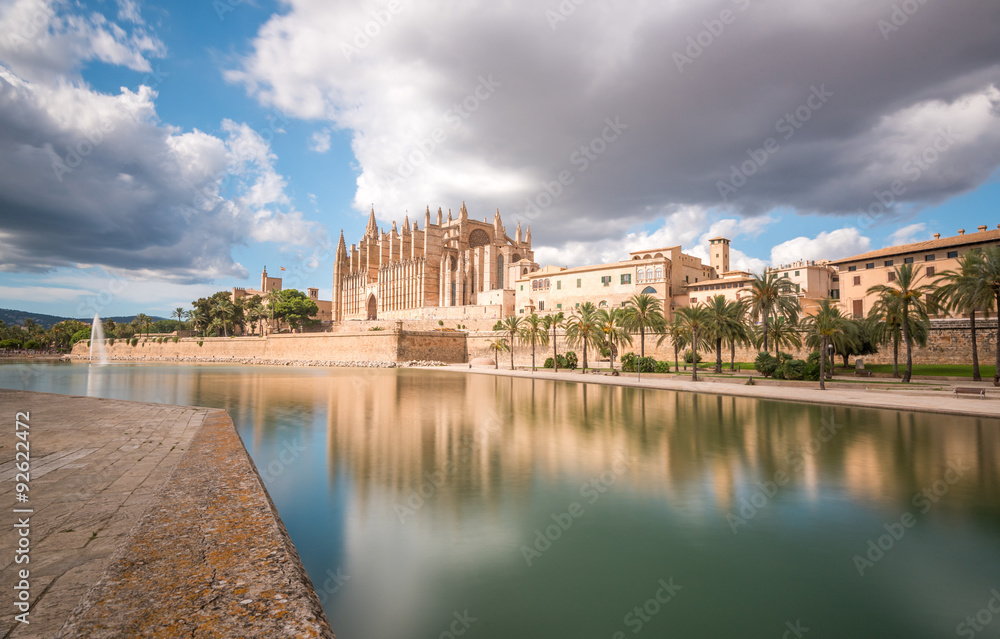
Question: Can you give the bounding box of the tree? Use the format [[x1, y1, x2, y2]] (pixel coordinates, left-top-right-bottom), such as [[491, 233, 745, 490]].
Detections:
[[501, 316, 523, 370], [703, 295, 746, 373], [934, 251, 994, 381], [566, 302, 601, 373], [803, 299, 857, 390], [622, 293, 666, 359], [521, 313, 549, 372], [132, 313, 152, 337], [766, 316, 802, 356], [866, 263, 934, 383], [244, 296, 266, 336], [966, 246, 1000, 385], [746, 272, 800, 352], [541, 312, 565, 372], [214, 299, 235, 337], [658, 315, 690, 373], [272, 289, 319, 331], [487, 338, 509, 370], [675, 304, 710, 381], [597, 307, 632, 372], [173, 307, 186, 327]]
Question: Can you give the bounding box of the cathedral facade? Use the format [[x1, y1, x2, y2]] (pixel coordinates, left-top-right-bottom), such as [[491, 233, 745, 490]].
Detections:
[[333, 203, 536, 321]]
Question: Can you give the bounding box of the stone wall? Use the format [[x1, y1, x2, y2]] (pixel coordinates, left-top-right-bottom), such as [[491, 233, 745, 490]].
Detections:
[[72, 330, 467, 364]]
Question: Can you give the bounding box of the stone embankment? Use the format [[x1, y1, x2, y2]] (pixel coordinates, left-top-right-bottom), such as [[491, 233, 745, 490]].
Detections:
[[68, 354, 447, 368]]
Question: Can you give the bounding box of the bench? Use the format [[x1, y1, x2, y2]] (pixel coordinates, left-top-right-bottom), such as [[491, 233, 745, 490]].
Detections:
[[854, 370, 872, 377], [954, 387, 986, 399]]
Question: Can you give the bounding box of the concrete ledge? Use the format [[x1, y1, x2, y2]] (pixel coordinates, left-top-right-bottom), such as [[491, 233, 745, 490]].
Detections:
[[55, 410, 334, 638]]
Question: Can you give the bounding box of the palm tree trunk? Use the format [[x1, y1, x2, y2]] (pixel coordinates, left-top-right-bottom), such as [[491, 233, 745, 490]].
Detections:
[[494, 350, 498, 369], [762, 315, 769, 353], [674, 345, 680, 373], [510, 338, 515, 370], [531, 342, 536, 372], [639, 325, 645, 359], [892, 335, 899, 378], [730, 340, 736, 370], [819, 335, 827, 391], [553, 327, 559, 372], [994, 291, 1000, 385], [902, 301, 912, 383], [715, 337, 722, 373], [692, 329, 699, 382], [970, 311, 981, 382], [582, 342, 588, 373]]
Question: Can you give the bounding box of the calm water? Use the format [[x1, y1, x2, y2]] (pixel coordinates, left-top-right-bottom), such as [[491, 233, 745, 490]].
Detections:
[[3, 361, 1000, 638]]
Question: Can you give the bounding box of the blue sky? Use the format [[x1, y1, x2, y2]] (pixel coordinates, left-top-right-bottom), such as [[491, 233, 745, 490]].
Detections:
[[0, 0, 998, 318]]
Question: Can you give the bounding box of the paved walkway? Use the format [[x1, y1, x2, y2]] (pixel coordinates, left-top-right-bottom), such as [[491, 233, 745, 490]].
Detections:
[[0, 390, 332, 638], [430, 365, 1000, 419]]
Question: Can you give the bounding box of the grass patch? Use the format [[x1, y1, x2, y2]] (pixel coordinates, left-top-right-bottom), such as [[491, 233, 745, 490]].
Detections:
[[836, 364, 996, 378]]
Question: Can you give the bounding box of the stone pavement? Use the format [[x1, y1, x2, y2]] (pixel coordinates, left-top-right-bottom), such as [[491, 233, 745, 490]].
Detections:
[[435, 365, 1000, 420], [0, 390, 333, 638]]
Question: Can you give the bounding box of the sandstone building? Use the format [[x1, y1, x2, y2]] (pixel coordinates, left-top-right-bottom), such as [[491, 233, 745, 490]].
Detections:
[[333, 204, 537, 321], [232, 268, 334, 330]]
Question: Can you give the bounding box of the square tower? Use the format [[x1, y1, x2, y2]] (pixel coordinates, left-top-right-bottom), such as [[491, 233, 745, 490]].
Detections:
[[708, 237, 730, 276]]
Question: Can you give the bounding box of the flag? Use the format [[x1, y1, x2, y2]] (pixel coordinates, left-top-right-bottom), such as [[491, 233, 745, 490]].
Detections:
[[280, 266, 285, 271]]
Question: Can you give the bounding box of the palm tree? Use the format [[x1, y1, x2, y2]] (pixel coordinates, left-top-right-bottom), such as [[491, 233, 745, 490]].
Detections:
[[522, 313, 549, 372], [622, 293, 666, 359], [934, 252, 994, 381], [658, 315, 690, 372], [214, 299, 235, 337], [541, 312, 565, 372], [803, 299, 857, 390], [675, 304, 710, 381], [487, 338, 509, 370], [501, 316, 523, 370], [867, 263, 934, 383], [597, 307, 633, 372], [974, 246, 1000, 384], [173, 307, 186, 328], [746, 272, 800, 352], [566, 302, 601, 373], [766, 315, 802, 356], [265, 288, 283, 333], [188, 308, 206, 337], [132, 313, 152, 337], [704, 295, 745, 373]]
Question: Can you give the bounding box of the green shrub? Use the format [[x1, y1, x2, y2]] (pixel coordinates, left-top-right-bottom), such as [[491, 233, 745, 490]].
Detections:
[[198, 340, 204, 347], [804, 351, 821, 381], [621, 352, 638, 372], [638, 356, 656, 372], [781, 358, 807, 380], [70, 328, 91, 344], [0, 338, 22, 349], [543, 357, 555, 369], [564, 351, 578, 369], [130, 338, 139, 347], [438, 320, 444, 326], [173, 336, 180, 343], [754, 351, 779, 378], [24, 339, 41, 350], [368, 326, 385, 331], [654, 360, 671, 373], [492, 321, 503, 331], [683, 349, 702, 364], [108, 337, 115, 345]]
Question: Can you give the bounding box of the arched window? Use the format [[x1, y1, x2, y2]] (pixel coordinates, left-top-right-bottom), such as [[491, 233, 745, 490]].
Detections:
[[646, 268, 653, 280], [642, 286, 657, 294], [599, 300, 608, 307], [655, 267, 663, 279], [544, 279, 550, 289], [637, 269, 645, 282], [532, 280, 538, 290], [468, 229, 490, 248]]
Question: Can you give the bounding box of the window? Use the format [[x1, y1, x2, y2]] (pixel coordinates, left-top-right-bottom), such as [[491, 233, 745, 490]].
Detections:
[[646, 268, 653, 280], [685, 275, 689, 283], [884, 260, 893, 267], [795, 271, 800, 276], [601, 276, 611, 286], [904, 257, 914, 264], [947, 251, 958, 258], [783, 273, 789, 278], [654, 267, 663, 279], [795, 284, 801, 292], [866, 263, 874, 270], [557, 280, 561, 290], [852, 300, 863, 318], [848, 266, 857, 272], [621, 301, 627, 307], [576, 278, 581, 288], [642, 286, 657, 294], [621, 274, 631, 284], [831, 289, 840, 299], [926, 266, 935, 277], [599, 300, 608, 307], [690, 297, 697, 304], [519, 308, 524, 314], [532, 280, 538, 290], [888, 272, 895, 282], [637, 269, 645, 282], [925, 254, 935, 261], [557, 303, 562, 309], [538, 301, 545, 311], [575, 303, 579, 308], [853, 276, 861, 286]]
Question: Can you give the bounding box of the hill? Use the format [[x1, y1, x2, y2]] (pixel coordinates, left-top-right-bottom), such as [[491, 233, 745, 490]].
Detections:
[[0, 308, 165, 329]]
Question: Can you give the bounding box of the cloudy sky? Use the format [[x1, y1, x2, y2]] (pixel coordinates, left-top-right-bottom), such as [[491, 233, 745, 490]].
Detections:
[[0, 0, 998, 318]]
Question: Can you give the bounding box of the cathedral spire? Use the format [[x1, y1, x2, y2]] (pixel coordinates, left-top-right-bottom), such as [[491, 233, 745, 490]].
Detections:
[[403, 214, 411, 234], [366, 206, 377, 237], [515, 221, 522, 243], [460, 201, 468, 221], [447, 208, 453, 222], [336, 229, 347, 258], [525, 225, 531, 244], [437, 207, 443, 225], [425, 205, 431, 228]]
